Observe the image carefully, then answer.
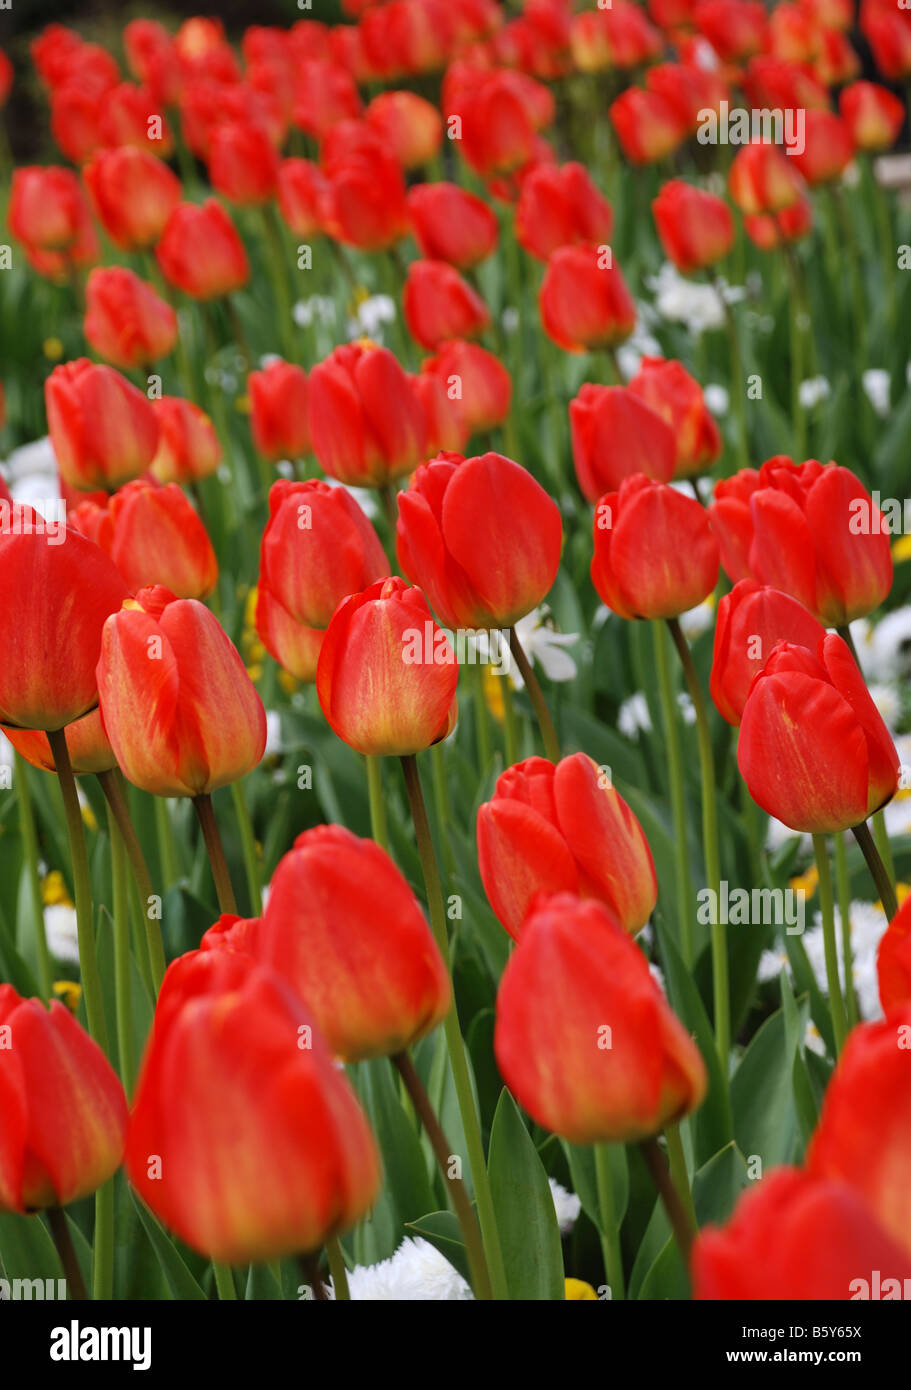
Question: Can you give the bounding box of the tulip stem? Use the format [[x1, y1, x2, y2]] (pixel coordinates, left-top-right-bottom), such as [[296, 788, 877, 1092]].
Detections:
[[666, 621, 730, 1072], [106, 801, 134, 1091], [782, 246, 807, 460], [93, 1180, 115, 1300], [379, 483, 398, 537], [508, 628, 559, 762], [47, 1207, 87, 1302], [638, 1135, 697, 1265], [299, 1254, 328, 1301], [665, 1121, 698, 1232], [651, 622, 695, 967], [212, 1262, 237, 1301], [259, 203, 296, 362], [365, 755, 389, 852], [812, 835, 848, 1055], [47, 729, 108, 1052], [469, 662, 493, 772], [852, 819, 899, 922], [836, 625, 898, 894], [594, 1145, 625, 1301], [501, 671, 520, 766], [193, 794, 239, 916], [230, 781, 262, 915], [400, 754, 509, 1301], [393, 1050, 493, 1301], [326, 1237, 350, 1300], [834, 832, 860, 1029], [97, 771, 167, 993], [713, 274, 749, 471], [14, 753, 52, 999]]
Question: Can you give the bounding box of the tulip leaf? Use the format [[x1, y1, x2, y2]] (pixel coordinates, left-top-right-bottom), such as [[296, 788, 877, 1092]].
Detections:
[[731, 1001, 808, 1172], [0, 1211, 63, 1285], [561, 1141, 628, 1237], [487, 1088, 565, 1300], [130, 1194, 207, 1300], [405, 1211, 472, 1289]]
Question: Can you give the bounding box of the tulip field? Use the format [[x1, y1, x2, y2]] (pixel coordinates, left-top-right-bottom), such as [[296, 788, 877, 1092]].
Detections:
[[3, 0, 911, 1336]]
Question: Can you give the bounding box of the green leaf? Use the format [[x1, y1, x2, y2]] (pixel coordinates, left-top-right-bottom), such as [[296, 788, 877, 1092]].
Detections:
[[130, 1194, 207, 1300], [487, 1088, 564, 1300], [405, 1211, 472, 1288], [731, 1001, 807, 1171]]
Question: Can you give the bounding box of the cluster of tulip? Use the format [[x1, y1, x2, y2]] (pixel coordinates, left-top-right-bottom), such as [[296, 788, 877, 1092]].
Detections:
[[1, 0, 911, 1309]]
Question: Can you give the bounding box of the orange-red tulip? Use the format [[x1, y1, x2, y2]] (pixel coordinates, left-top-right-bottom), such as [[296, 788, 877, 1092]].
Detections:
[[45, 358, 160, 492]]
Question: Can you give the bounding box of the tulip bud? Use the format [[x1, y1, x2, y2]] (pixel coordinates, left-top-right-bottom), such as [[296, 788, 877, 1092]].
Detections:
[[839, 81, 905, 151], [478, 754, 657, 939], [199, 913, 262, 956], [249, 360, 310, 462], [591, 474, 720, 620], [809, 1004, 911, 1257], [710, 579, 826, 726], [364, 90, 443, 168], [83, 147, 182, 251], [569, 384, 675, 502], [744, 197, 813, 252], [395, 450, 561, 629], [652, 179, 735, 274], [456, 70, 541, 176], [126, 952, 380, 1262], [308, 342, 427, 487], [4, 708, 116, 776], [708, 468, 761, 582], [790, 109, 854, 187], [100, 82, 174, 155], [412, 371, 470, 455], [403, 260, 491, 352], [104, 480, 218, 599], [317, 576, 459, 756], [627, 356, 722, 479], [692, 1167, 911, 1299], [259, 825, 451, 1060], [9, 166, 87, 250], [878, 896, 911, 1011], [494, 893, 706, 1143], [407, 182, 498, 269], [256, 479, 388, 682], [515, 161, 613, 262], [420, 340, 512, 436], [156, 199, 250, 300], [46, 358, 160, 492], [729, 141, 806, 215], [276, 157, 328, 238], [0, 986, 127, 1214], [695, 0, 767, 59], [0, 516, 128, 730], [150, 396, 221, 484], [738, 633, 899, 833], [319, 133, 410, 251], [97, 587, 267, 797], [83, 267, 178, 370], [609, 87, 687, 164], [208, 121, 281, 206], [539, 243, 636, 353]]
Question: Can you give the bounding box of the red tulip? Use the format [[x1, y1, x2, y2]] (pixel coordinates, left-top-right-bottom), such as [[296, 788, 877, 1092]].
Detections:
[[156, 200, 250, 301], [412, 369, 470, 455], [738, 633, 899, 833], [259, 826, 451, 1060], [539, 243, 636, 353], [455, 70, 544, 176], [98, 82, 174, 157], [256, 479, 388, 683], [840, 81, 905, 152], [319, 127, 410, 251], [569, 384, 675, 503], [123, 19, 181, 105], [692, 1167, 911, 1299], [591, 474, 720, 620], [708, 468, 761, 582], [863, 9, 911, 83], [208, 121, 281, 206], [3, 709, 116, 776], [478, 754, 657, 939], [83, 267, 178, 370], [628, 357, 722, 479], [8, 166, 87, 250], [396, 451, 562, 628], [790, 110, 854, 187], [317, 576, 459, 756], [0, 986, 128, 1214], [878, 896, 911, 1011], [105, 480, 218, 599], [45, 359, 159, 492], [292, 59, 362, 140], [652, 180, 735, 274], [199, 913, 262, 957], [149, 397, 221, 485], [83, 147, 182, 251], [308, 343, 427, 487], [407, 182, 499, 269], [494, 893, 706, 1143], [276, 158, 329, 238], [744, 197, 814, 251], [729, 142, 806, 216], [809, 1004, 911, 1257], [570, 3, 662, 71], [364, 89, 442, 168], [609, 87, 687, 165], [515, 161, 613, 262], [711, 579, 827, 726], [420, 340, 512, 437], [403, 260, 491, 351], [50, 80, 107, 165], [0, 48, 12, 108], [694, 0, 767, 60], [249, 360, 310, 462], [126, 951, 380, 1262], [97, 587, 267, 797], [645, 62, 729, 135]]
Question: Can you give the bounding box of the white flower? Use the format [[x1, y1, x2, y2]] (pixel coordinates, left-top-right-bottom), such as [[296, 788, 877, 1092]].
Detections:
[[550, 1178, 581, 1234], [866, 606, 911, 683], [511, 609, 579, 686], [347, 293, 396, 342], [703, 384, 729, 417], [45, 904, 79, 964], [618, 692, 651, 739], [646, 263, 744, 336], [868, 682, 901, 732], [862, 368, 891, 418], [677, 691, 696, 725], [322, 475, 379, 521], [765, 817, 808, 853], [501, 307, 520, 335], [293, 295, 337, 328], [798, 375, 831, 409], [264, 711, 283, 756], [648, 961, 666, 995], [331, 1237, 473, 1301], [678, 599, 715, 641]]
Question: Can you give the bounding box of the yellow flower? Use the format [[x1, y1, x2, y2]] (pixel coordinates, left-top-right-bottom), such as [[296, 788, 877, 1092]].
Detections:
[[564, 1278, 599, 1300], [235, 393, 250, 415], [81, 801, 98, 833], [897, 882, 911, 906], [42, 870, 73, 907], [789, 864, 818, 899], [52, 980, 82, 1014], [43, 337, 64, 361], [277, 668, 300, 696], [482, 665, 507, 724], [891, 534, 911, 565]]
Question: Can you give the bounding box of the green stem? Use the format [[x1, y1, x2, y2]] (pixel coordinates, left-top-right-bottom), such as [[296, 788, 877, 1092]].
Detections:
[[651, 622, 695, 967], [714, 276, 749, 470], [326, 1237, 350, 1300], [47, 1207, 87, 1301], [260, 203, 296, 361], [832, 185, 867, 366], [594, 1145, 625, 1300], [833, 832, 859, 1029], [230, 780, 262, 915], [46, 729, 108, 1051], [400, 754, 509, 1300], [97, 771, 166, 993], [92, 1180, 114, 1300], [154, 795, 179, 886], [430, 742, 455, 877], [639, 1135, 697, 1265], [852, 819, 899, 921], [501, 668, 519, 765], [508, 628, 559, 762], [667, 620, 729, 1071], [193, 794, 238, 916], [812, 834, 848, 1055], [213, 1262, 237, 1300], [836, 624, 898, 897], [665, 1121, 697, 1232], [393, 1050, 493, 1300], [14, 753, 52, 998], [365, 755, 389, 852], [782, 246, 806, 459], [106, 802, 134, 1091], [469, 661, 493, 773]]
